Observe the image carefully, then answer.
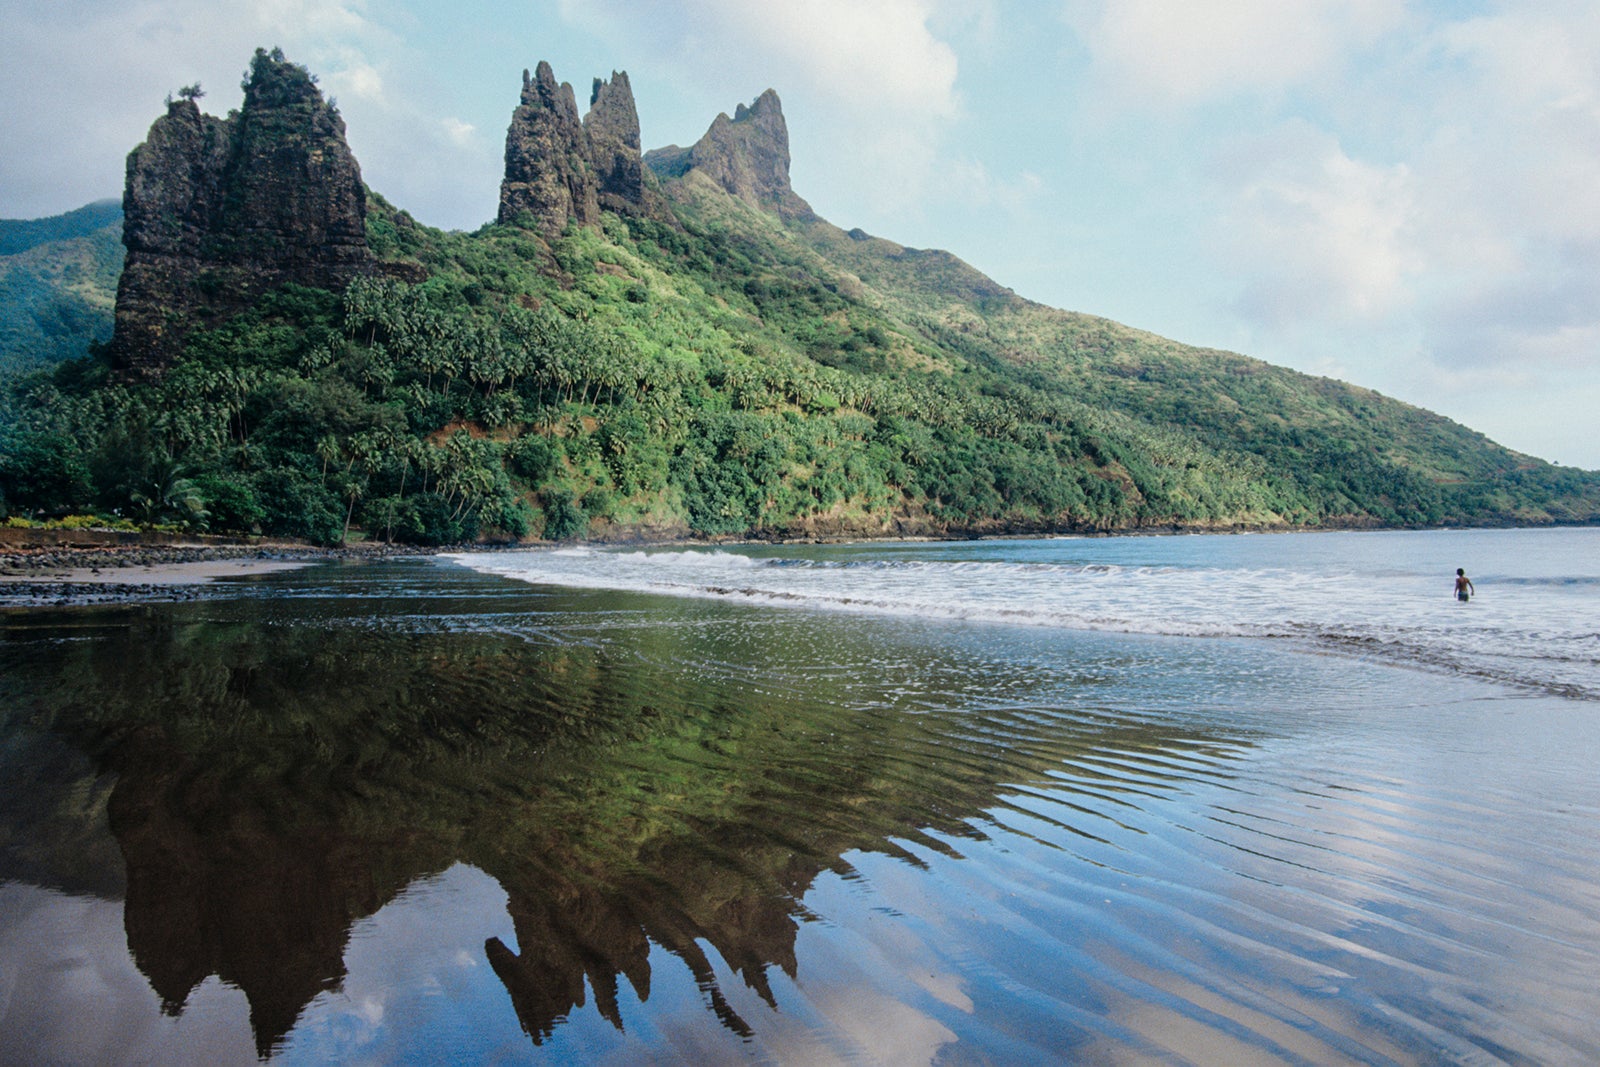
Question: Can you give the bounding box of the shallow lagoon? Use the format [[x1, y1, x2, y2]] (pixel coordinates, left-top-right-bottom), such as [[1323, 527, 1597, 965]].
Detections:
[[2, 530, 1598, 1063]]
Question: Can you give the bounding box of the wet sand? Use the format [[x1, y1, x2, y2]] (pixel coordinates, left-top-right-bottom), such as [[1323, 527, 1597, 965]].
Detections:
[[4, 554, 1597, 1063], [0, 558, 314, 585], [0, 555, 321, 606], [0, 542, 425, 604]]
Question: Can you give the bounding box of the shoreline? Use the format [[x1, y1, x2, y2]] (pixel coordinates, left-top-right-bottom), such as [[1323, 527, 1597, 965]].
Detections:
[[0, 542, 433, 606], [4, 521, 1594, 607]]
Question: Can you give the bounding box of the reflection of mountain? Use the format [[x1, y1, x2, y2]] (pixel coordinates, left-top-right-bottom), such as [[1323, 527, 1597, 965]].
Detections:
[[0, 565, 1253, 1054]]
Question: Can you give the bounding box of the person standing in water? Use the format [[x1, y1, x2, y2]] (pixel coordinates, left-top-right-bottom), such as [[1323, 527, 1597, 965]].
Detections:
[[1454, 568, 1475, 602]]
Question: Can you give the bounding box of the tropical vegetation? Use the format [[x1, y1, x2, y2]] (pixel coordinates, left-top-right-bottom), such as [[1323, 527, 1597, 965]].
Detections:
[[3, 179, 1597, 544]]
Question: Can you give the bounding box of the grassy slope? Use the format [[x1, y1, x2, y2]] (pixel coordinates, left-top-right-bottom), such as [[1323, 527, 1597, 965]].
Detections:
[[378, 176, 1599, 531], [621, 178, 1600, 525], [797, 206, 1595, 525]]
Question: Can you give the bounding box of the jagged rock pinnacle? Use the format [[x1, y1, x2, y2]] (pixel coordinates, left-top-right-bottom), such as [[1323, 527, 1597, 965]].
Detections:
[[644, 88, 814, 221], [498, 62, 599, 235], [111, 47, 375, 377], [498, 61, 661, 234], [585, 71, 650, 214]]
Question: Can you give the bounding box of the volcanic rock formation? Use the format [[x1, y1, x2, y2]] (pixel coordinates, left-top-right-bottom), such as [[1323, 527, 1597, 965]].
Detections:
[[498, 62, 663, 235], [644, 89, 815, 221], [110, 48, 376, 377], [584, 72, 654, 215], [498, 61, 601, 236]]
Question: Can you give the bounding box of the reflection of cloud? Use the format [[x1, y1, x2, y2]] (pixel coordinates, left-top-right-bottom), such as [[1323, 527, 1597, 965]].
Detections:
[[0, 882, 257, 1064], [281, 863, 524, 1063]]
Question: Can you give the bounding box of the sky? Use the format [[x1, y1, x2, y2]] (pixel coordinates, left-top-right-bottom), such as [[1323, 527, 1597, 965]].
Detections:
[[3, 0, 1598, 468]]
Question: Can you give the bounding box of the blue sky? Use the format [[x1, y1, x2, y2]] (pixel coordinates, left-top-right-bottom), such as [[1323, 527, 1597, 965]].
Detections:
[[4, 1, 1598, 467]]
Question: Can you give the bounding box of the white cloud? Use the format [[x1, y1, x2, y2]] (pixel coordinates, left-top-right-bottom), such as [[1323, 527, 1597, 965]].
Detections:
[[324, 48, 385, 103], [1427, 7, 1600, 243], [1423, 243, 1600, 376], [559, 0, 961, 122], [699, 0, 960, 120], [1097, 2, 1600, 462], [441, 117, 476, 147], [942, 159, 1045, 215], [0, 0, 381, 217], [1066, 0, 1404, 108], [1218, 122, 1419, 328]]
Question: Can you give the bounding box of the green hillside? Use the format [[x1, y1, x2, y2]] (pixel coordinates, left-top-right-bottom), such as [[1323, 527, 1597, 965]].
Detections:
[[0, 201, 122, 377], [3, 177, 1596, 542]]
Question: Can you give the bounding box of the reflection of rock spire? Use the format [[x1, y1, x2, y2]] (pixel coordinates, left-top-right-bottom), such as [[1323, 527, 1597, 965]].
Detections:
[[483, 851, 795, 1044], [16, 584, 1248, 1054], [107, 726, 402, 1058]]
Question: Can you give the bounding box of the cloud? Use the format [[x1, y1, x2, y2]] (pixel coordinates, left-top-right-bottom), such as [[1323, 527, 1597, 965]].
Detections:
[[323, 47, 385, 103], [1427, 7, 1600, 243], [0, 0, 382, 217], [1066, 0, 1404, 108], [1424, 240, 1600, 377], [559, 0, 960, 121], [940, 159, 1045, 215], [1217, 121, 1419, 329], [1082, 4, 1600, 426], [441, 118, 477, 147]]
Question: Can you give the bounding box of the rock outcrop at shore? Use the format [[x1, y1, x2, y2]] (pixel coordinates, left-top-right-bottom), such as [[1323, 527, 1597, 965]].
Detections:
[[644, 89, 815, 221], [110, 48, 376, 377]]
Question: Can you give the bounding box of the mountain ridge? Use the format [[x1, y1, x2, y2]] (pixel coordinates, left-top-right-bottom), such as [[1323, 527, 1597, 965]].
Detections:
[[1, 48, 1595, 542]]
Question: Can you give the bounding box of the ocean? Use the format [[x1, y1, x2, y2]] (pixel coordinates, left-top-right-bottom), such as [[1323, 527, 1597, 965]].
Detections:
[[450, 525, 1600, 701], [1, 527, 1596, 1064]]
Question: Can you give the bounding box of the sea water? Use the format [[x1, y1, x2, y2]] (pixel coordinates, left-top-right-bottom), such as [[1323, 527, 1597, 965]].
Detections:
[[1, 527, 1597, 1064], [449, 526, 1600, 700]]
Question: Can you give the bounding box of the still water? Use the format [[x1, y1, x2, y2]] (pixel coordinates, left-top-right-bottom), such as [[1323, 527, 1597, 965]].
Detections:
[[2, 528, 1598, 1064]]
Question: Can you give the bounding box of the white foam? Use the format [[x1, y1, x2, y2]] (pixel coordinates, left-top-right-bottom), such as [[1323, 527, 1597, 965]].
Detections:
[[444, 530, 1600, 701]]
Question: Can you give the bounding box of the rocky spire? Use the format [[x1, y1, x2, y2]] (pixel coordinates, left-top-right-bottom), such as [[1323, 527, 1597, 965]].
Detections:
[[644, 89, 814, 221], [584, 71, 647, 213], [498, 61, 601, 235], [111, 48, 375, 377]]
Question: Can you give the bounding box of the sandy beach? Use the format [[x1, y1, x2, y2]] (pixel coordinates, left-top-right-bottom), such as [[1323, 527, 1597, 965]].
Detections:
[[0, 558, 314, 585], [0, 541, 430, 603], [3, 535, 1597, 1064]]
